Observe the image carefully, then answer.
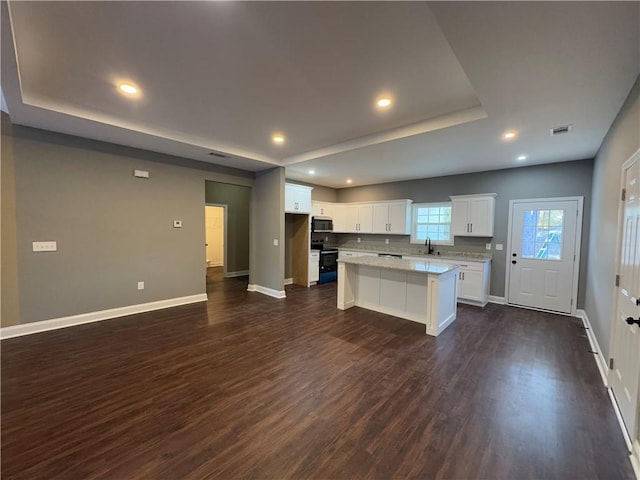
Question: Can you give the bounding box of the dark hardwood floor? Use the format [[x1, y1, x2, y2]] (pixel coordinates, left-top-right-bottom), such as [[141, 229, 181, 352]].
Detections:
[[1, 268, 634, 479]]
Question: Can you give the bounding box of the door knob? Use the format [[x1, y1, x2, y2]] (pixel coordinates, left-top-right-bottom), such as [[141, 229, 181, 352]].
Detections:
[[625, 317, 640, 327]]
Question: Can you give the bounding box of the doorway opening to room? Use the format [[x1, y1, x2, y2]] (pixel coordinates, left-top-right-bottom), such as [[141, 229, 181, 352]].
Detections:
[[205, 205, 226, 289], [204, 181, 251, 294]]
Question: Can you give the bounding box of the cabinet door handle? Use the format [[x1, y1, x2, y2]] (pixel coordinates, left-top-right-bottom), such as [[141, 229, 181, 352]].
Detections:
[[470, 223, 473, 233]]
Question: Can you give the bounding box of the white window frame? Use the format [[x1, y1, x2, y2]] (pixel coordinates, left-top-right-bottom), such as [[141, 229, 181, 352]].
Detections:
[[410, 202, 454, 245]]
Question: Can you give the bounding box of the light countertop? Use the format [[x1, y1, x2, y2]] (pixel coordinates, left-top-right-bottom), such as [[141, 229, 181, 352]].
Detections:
[[338, 255, 460, 275], [334, 246, 492, 262]]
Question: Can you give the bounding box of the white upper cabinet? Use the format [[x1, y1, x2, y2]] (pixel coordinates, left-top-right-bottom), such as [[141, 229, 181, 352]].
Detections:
[[450, 194, 496, 237], [372, 200, 412, 234], [285, 183, 313, 213], [311, 201, 333, 218], [333, 203, 373, 233]]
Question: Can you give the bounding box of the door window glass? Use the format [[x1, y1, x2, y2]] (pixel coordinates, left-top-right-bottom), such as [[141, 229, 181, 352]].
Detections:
[[521, 209, 564, 260]]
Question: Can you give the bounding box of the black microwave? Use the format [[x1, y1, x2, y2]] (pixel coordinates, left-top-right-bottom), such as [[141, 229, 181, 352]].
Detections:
[[312, 216, 333, 233]]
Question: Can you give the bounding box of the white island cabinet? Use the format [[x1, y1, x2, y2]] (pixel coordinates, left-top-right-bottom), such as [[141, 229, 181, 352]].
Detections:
[[337, 256, 459, 336]]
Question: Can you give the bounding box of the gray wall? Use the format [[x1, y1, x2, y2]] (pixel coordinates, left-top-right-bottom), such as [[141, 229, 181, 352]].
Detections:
[[8, 125, 254, 324], [251, 167, 285, 292], [205, 181, 251, 274], [1, 113, 20, 327], [585, 75, 640, 360], [337, 159, 594, 307]]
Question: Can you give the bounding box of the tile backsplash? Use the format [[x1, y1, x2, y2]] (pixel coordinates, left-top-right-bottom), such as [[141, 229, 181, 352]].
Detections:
[[330, 234, 491, 256]]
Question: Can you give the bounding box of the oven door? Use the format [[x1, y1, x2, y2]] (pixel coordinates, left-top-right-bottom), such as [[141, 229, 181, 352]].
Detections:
[[319, 250, 338, 272]]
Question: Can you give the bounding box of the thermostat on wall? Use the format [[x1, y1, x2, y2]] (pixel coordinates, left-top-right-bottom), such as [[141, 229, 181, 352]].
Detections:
[[173, 220, 182, 228], [133, 169, 150, 178]]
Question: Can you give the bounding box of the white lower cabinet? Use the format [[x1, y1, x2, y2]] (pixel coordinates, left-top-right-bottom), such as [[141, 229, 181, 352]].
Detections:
[[400, 256, 491, 306], [456, 261, 491, 306], [309, 251, 319, 283]]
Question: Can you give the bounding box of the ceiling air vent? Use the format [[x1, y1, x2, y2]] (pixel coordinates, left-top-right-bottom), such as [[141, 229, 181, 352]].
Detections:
[[209, 151, 231, 159], [550, 124, 573, 136]]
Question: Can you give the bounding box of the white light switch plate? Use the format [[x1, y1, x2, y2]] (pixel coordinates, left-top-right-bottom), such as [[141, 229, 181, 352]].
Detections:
[[273, 239, 279, 246], [137, 281, 145, 290], [496, 244, 504, 251], [33, 241, 57, 252]]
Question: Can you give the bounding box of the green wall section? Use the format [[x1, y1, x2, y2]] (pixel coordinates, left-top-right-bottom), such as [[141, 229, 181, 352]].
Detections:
[[205, 181, 251, 274]]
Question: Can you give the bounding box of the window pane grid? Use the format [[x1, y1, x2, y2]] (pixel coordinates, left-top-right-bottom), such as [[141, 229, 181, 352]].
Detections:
[[521, 209, 564, 260], [412, 203, 452, 244]]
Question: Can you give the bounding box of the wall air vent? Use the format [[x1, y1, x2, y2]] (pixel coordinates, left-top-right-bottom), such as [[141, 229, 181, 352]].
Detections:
[[208, 151, 231, 159], [550, 124, 573, 136]]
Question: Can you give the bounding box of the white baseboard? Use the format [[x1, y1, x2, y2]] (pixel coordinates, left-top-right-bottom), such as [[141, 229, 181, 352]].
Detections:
[[575, 309, 609, 387], [224, 270, 249, 278], [247, 284, 286, 299], [207, 262, 224, 267], [284, 278, 293, 286], [608, 388, 633, 451], [487, 295, 505, 304], [0, 293, 208, 340]]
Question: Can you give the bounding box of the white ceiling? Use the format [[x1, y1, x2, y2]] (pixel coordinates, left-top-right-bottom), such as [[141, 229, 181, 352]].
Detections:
[[2, 1, 639, 188]]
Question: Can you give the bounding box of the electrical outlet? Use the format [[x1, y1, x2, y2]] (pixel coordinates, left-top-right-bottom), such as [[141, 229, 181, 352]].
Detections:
[[273, 239, 279, 246], [385, 238, 389, 244], [173, 220, 182, 228], [357, 237, 361, 243], [325, 236, 329, 242], [32, 241, 57, 252], [137, 281, 145, 290], [495, 244, 504, 251], [486, 243, 492, 250]]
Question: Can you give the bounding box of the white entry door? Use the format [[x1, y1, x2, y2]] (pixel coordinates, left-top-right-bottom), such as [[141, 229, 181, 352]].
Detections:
[[610, 155, 640, 439], [508, 199, 581, 313]]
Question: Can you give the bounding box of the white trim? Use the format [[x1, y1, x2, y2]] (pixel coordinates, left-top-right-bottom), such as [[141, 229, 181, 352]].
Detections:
[[247, 284, 286, 299], [0, 294, 208, 340], [609, 388, 634, 452], [575, 309, 609, 387], [505, 196, 583, 315], [487, 295, 506, 305], [631, 440, 640, 479], [284, 278, 293, 285], [207, 262, 224, 267], [224, 270, 249, 278]]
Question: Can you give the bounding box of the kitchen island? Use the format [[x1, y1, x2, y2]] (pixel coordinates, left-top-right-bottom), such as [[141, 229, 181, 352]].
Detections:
[[337, 256, 460, 336]]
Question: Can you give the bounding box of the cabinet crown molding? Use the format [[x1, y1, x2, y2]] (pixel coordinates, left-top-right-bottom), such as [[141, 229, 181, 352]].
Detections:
[[449, 193, 497, 200]]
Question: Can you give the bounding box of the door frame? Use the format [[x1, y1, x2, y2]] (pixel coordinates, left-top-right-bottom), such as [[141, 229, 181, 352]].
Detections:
[[504, 196, 584, 316], [608, 148, 640, 448], [205, 203, 228, 278]]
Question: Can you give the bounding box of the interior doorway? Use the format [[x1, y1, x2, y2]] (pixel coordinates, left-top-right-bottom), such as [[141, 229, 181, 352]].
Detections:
[[506, 197, 583, 314], [205, 205, 226, 277]]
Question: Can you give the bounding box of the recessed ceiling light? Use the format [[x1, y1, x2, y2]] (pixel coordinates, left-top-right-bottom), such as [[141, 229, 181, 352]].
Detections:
[[272, 134, 285, 145], [502, 130, 518, 141], [377, 98, 392, 108], [118, 83, 138, 95], [346, 179, 353, 184], [517, 155, 527, 161], [308, 169, 315, 175]]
